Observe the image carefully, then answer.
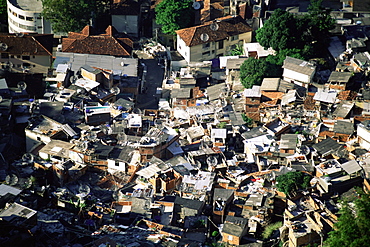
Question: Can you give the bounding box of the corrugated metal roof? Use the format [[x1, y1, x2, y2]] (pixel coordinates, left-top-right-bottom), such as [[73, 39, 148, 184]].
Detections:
[[0, 184, 21, 197], [62, 124, 77, 137], [313, 88, 337, 103], [341, 159, 362, 174], [243, 85, 261, 97]]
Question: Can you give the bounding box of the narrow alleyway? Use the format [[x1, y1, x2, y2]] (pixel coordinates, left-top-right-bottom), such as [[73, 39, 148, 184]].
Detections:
[[135, 56, 165, 110]]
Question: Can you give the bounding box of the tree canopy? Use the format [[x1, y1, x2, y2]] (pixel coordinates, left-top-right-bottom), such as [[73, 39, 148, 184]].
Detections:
[[256, 0, 335, 59], [240, 0, 335, 88], [324, 189, 370, 247], [239, 57, 281, 88], [275, 171, 311, 197], [0, 0, 7, 22], [41, 0, 107, 33], [256, 9, 309, 52], [155, 0, 194, 35]]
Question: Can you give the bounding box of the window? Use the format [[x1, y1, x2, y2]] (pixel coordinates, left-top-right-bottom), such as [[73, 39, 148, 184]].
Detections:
[[17, 55, 21, 58], [1, 53, 9, 59], [231, 35, 238, 41], [228, 235, 233, 241], [19, 15, 25, 20], [22, 56, 30, 60], [26, 16, 33, 21], [23, 62, 31, 67], [202, 43, 210, 49], [10, 55, 14, 58], [17, 64, 21, 68], [218, 40, 224, 49], [202, 51, 210, 56]]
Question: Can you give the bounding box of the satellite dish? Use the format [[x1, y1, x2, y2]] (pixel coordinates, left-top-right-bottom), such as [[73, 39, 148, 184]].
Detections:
[[206, 156, 218, 167], [5, 61, 12, 69], [200, 139, 208, 149], [17, 81, 27, 91], [101, 124, 112, 135], [117, 132, 127, 145], [0, 42, 8, 51], [78, 141, 88, 151], [195, 160, 202, 169], [22, 177, 33, 189], [22, 153, 34, 163], [112, 189, 123, 201], [133, 108, 142, 115], [200, 33, 209, 42], [193, 1, 202, 9], [5, 174, 18, 186], [110, 86, 121, 95], [210, 22, 219, 31], [154, 119, 163, 128], [78, 184, 90, 197], [88, 131, 97, 141]]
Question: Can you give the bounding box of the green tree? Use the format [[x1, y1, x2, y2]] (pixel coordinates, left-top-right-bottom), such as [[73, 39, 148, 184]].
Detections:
[[155, 0, 194, 35], [324, 189, 370, 247], [305, 0, 335, 54], [0, 0, 7, 22], [241, 113, 253, 127], [239, 57, 281, 88], [275, 171, 311, 197], [256, 9, 309, 52], [256, 0, 334, 61], [41, 0, 107, 33], [228, 44, 244, 56]]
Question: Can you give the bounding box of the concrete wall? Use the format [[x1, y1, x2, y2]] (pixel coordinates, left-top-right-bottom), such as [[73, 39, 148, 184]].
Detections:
[[0, 55, 52, 74], [112, 15, 139, 37], [177, 31, 252, 63], [7, 0, 51, 34]]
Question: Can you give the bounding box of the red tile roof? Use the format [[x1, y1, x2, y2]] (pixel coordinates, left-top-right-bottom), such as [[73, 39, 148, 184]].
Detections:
[[176, 15, 252, 47], [0, 33, 53, 56], [62, 26, 133, 57]]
